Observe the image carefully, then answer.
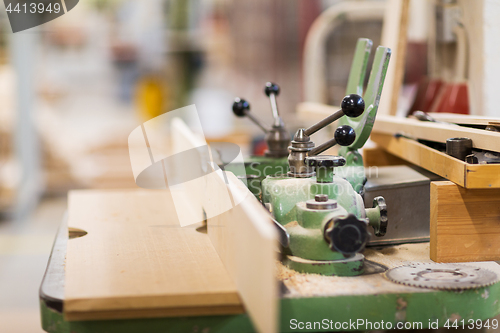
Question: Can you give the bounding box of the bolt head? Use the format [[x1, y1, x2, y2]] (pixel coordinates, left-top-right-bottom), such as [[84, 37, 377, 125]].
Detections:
[[315, 194, 328, 202]]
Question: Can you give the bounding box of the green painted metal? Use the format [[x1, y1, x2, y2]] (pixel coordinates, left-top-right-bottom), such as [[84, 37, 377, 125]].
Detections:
[[346, 38, 372, 97], [339, 45, 391, 151], [40, 299, 255, 333], [335, 150, 365, 193], [261, 175, 364, 226], [284, 199, 365, 276], [284, 254, 364, 276], [224, 156, 288, 198], [315, 166, 334, 183], [280, 283, 500, 332], [366, 207, 381, 227], [41, 282, 500, 333], [338, 39, 391, 192], [287, 202, 348, 260]]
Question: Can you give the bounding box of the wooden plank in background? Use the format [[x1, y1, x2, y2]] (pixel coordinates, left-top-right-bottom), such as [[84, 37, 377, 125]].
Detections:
[[362, 146, 410, 167], [64, 189, 243, 321], [373, 115, 500, 152], [371, 132, 466, 187], [379, 0, 410, 116], [426, 113, 500, 126], [431, 181, 500, 262], [371, 132, 500, 188]]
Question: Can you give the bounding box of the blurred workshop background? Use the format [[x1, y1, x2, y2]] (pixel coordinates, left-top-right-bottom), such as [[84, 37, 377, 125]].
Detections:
[[0, 0, 483, 331]]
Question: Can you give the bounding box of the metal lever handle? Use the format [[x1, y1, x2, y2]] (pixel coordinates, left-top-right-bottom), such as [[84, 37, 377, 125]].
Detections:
[[304, 94, 365, 137], [264, 82, 282, 127], [308, 125, 356, 156], [232, 98, 269, 133]]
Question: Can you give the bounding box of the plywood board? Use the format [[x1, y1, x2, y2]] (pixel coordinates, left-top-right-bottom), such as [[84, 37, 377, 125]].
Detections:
[[371, 132, 500, 188], [171, 117, 279, 333], [431, 181, 500, 262], [207, 172, 278, 333], [64, 189, 243, 321]]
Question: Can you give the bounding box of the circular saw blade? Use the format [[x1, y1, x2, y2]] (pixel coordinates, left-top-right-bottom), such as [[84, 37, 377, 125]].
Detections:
[[385, 263, 499, 290]]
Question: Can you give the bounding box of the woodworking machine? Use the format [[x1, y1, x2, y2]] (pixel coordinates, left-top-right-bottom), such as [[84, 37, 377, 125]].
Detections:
[[258, 40, 391, 276], [262, 94, 387, 276], [227, 83, 291, 197]]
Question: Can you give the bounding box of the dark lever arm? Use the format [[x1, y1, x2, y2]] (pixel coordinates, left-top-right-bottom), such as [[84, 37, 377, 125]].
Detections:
[[232, 98, 269, 133], [264, 82, 282, 127], [308, 125, 356, 156], [304, 94, 365, 137]]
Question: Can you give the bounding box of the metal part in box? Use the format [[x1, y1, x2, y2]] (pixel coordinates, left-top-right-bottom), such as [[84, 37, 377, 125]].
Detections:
[[365, 165, 432, 246]]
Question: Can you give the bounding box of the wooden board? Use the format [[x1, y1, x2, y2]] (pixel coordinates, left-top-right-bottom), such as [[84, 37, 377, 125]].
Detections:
[[426, 112, 500, 126], [379, 0, 410, 116], [371, 132, 500, 188], [64, 189, 243, 321], [362, 146, 410, 167], [206, 172, 278, 333], [373, 115, 500, 152], [431, 181, 500, 262], [171, 117, 279, 333]]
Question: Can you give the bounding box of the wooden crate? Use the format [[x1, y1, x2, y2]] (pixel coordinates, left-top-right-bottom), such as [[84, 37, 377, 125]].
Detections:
[[431, 181, 500, 262]]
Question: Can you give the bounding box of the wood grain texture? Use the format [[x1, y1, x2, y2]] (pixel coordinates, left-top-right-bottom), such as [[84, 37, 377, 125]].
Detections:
[[206, 171, 279, 333], [373, 115, 500, 152], [171, 117, 279, 333], [371, 132, 466, 187], [371, 132, 500, 188], [362, 146, 410, 167], [430, 181, 500, 262], [64, 189, 243, 321]]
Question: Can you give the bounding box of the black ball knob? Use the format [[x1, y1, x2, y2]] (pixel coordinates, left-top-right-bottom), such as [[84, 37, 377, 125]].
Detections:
[[334, 125, 356, 146], [341, 94, 365, 118], [232, 98, 250, 117], [264, 82, 280, 97]]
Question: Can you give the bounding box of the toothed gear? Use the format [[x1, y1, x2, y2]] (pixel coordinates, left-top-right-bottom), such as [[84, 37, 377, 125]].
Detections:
[[372, 196, 387, 237], [385, 263, 498, 290]]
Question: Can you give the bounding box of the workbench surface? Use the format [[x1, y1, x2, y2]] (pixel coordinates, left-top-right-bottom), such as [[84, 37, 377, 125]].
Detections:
[[40, 189, 500, 333]]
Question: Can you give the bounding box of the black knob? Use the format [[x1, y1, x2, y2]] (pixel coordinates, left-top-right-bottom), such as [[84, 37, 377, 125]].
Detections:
[[232, 98, 250, 117], [341, 94, 365, 118], [334, 125, 356, 146], [264, 82, 280, 97], [305, 155, 346, 168], [324, 214, 369, 255]]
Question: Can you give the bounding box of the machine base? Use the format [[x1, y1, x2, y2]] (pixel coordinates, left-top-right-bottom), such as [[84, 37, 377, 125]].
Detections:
[[284, 253, 365, 276]]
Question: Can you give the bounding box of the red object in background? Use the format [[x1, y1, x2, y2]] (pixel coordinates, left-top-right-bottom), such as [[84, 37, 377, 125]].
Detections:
[[431, 82, 469, 114], [410, 77, 444, 114], [252, 138, 268, 156], [428, 25, 470, 115]]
